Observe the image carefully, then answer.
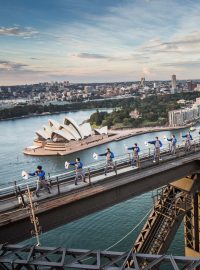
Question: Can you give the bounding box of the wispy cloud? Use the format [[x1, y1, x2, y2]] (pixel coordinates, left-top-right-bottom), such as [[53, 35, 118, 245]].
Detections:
[[0, 60, 29, 71], [72, 53, 110, 59], [0, 26, 38, 37], [0, 60, 47, 74], [71, 53, 130, 62], [161, 60, 200, 68]]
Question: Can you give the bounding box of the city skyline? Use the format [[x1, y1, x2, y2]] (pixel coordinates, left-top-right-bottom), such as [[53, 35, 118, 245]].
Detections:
[[1, 0, 200, 85]]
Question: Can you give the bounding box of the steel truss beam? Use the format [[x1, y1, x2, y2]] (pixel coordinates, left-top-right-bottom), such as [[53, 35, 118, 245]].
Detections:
[[1, 244, 200, 270], [133, 183, 193, 254]]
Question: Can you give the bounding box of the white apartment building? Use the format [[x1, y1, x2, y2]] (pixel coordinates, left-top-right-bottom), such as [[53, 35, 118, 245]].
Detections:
[[168, 98, 200, 126]]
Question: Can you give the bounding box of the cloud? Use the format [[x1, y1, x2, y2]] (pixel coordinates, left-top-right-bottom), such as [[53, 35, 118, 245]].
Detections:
[[0, 26, 38, 37], [71, 53, 131, 62], [0, 60, 29, 72], [161, 60, 200, 68], [73, 53, 110, 59], [142, 67, 153, 76], [136, 31, 200, 66]]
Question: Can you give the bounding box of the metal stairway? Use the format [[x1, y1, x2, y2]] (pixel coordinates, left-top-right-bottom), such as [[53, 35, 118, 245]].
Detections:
[[133, 184, 192, 255]]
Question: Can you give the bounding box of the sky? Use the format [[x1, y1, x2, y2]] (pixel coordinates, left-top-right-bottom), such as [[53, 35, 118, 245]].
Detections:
[[0, 0, 200, 85]]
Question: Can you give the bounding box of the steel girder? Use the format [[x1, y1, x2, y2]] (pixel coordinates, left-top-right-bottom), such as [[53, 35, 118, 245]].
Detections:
[[1, 244, 200, 270]]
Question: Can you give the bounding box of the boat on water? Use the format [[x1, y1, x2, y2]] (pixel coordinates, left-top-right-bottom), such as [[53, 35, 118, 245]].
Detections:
[[190, 126, 196, 132]]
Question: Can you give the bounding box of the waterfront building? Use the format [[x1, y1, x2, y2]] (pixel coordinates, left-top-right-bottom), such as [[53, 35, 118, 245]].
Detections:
[[24, 117, 110, 156], [168, 98, 200, 127], [169, 110, 184, 127]]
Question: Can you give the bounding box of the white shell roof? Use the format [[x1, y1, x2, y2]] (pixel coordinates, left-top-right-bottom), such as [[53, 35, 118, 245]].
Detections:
[[94, 126, 108, 135], [63, 117, 84, 139], [43, 125, 53, 138], [36, 130, 49, 140], [51, 130, 75, 141], [79, 122, 92, 137], [35, 116, 107, 142], [59, 124, 81, 140], [48, 119, 61, 130]]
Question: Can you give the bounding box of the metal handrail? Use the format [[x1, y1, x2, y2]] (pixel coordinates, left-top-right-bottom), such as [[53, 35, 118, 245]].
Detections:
[[0, 135, 200, 197]]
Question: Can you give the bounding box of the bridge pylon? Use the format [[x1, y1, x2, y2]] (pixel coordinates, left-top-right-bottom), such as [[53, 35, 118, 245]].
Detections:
[[133, 173, 200, 257]]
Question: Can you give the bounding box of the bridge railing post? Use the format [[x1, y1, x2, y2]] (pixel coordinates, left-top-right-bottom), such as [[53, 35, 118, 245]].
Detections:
[[137, 156, 140, 168], [196, 139, 198, 150], [128, 153, 131, 166], [48, 173, 52, 187], [88, 168, 91, 185], [115, 161, 117, 174], [14, 181, 18, 197], [56, 177, 60, 195], [177, 145, 180, 157], [148, 148, 151, 158], [17, 186, 26, 208]]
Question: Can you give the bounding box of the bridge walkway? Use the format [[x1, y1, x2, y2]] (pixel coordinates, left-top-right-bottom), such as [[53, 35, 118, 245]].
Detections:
[[0, 166, 137, 214], [0, 142, 199, 214], [1, 142, 200, 243]]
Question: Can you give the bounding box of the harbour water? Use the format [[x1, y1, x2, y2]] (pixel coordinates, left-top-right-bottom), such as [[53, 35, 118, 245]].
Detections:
[[1, 109, 199, 254]]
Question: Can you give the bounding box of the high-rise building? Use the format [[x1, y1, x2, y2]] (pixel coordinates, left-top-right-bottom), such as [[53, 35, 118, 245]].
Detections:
[[187, 80, 192, 91], [140, 77, 145, 87], [171, 75, 176, 93]]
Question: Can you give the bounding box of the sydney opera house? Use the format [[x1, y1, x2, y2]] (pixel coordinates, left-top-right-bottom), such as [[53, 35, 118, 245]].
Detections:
[[23, 117, 112, 156]]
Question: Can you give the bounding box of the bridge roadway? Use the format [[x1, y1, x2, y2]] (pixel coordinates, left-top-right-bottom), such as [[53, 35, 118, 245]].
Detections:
[[1, 148, 200, 244]]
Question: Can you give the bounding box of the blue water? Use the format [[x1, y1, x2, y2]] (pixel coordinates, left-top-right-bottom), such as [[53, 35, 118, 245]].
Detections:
[[0, 109, 197, 254], [23, 193, 184, 255]]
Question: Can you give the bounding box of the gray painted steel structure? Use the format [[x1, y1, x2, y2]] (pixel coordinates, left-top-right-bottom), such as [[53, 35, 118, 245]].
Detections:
[[0, 244, 200, 270]]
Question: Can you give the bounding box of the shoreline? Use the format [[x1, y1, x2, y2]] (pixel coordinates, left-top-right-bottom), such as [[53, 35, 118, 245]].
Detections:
[[0, 108, 112, 122], [110, 123, 198, 142], [1, 109, 198, 132]]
